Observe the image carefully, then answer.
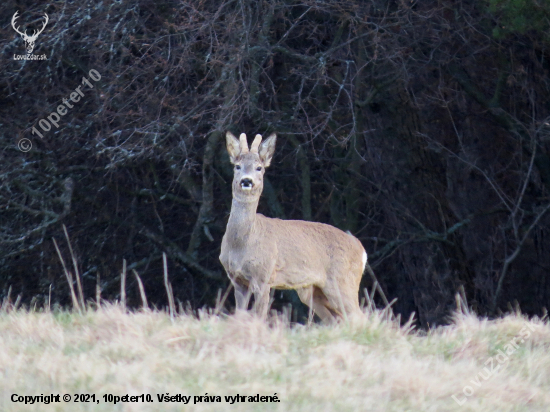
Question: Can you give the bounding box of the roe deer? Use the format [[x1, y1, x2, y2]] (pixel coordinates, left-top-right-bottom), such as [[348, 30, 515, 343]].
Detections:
[[219, 132, 367, 323]]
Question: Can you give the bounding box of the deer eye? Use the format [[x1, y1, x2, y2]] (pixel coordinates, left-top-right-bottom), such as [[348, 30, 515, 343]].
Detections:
[[256, 166, 262, 171], [235, 165, 241, 170]]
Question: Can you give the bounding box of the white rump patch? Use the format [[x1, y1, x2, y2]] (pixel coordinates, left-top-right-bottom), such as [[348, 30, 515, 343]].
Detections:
[[362, 251, 367, 269]]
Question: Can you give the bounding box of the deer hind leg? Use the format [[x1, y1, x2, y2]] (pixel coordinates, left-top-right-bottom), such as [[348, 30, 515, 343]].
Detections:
[[296, 286, 338, 324], [326, 284, 361, 319], [322, 279, 361, 320]]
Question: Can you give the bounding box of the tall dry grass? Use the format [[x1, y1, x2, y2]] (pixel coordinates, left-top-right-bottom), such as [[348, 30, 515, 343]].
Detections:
[[0, 304, 548, 411]]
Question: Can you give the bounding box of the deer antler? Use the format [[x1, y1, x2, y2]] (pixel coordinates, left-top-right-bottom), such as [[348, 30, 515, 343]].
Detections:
[[239, 133, 249, 154], [250, 134, 262, 153], [11, 11, 25, 36], [28, 13, 49, 41], [12, 12, 49, 40]]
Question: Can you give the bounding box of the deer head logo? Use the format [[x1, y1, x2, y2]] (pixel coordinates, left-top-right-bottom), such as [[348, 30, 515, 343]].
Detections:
[[11, 11, 49, 54]]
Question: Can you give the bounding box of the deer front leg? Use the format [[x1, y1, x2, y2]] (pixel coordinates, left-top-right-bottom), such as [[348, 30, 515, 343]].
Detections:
[[233, 279, 251, 311], [253, 285, 271, 320]]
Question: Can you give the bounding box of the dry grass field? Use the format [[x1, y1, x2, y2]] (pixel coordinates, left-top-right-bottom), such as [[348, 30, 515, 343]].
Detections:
[[0, 304, 549, 412]]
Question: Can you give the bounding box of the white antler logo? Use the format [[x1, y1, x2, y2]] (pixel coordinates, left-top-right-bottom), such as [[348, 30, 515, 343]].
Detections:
[[11, 11, 49, 54]]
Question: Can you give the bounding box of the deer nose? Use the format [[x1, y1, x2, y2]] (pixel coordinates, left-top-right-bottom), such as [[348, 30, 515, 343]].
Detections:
[[240, 178, 254, 189]]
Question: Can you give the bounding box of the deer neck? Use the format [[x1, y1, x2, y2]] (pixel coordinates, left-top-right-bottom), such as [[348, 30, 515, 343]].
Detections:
[[226, 196, 259, 246]]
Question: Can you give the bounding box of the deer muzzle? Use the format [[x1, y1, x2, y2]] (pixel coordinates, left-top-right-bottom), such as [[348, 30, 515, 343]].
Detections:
[[240, 178, 254, 190]]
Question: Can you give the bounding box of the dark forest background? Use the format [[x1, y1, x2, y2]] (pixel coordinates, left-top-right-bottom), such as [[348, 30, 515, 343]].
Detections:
[[1, 0, 549, 327]]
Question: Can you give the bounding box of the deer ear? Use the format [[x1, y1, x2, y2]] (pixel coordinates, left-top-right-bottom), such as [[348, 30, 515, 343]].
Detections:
[[259, 133, 276, 167], [226, 132, 241, 164]]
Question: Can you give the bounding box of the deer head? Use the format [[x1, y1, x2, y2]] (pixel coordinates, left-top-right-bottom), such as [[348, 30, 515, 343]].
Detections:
[[225, 132, 276, 203], [12, 11, 49, 54]]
